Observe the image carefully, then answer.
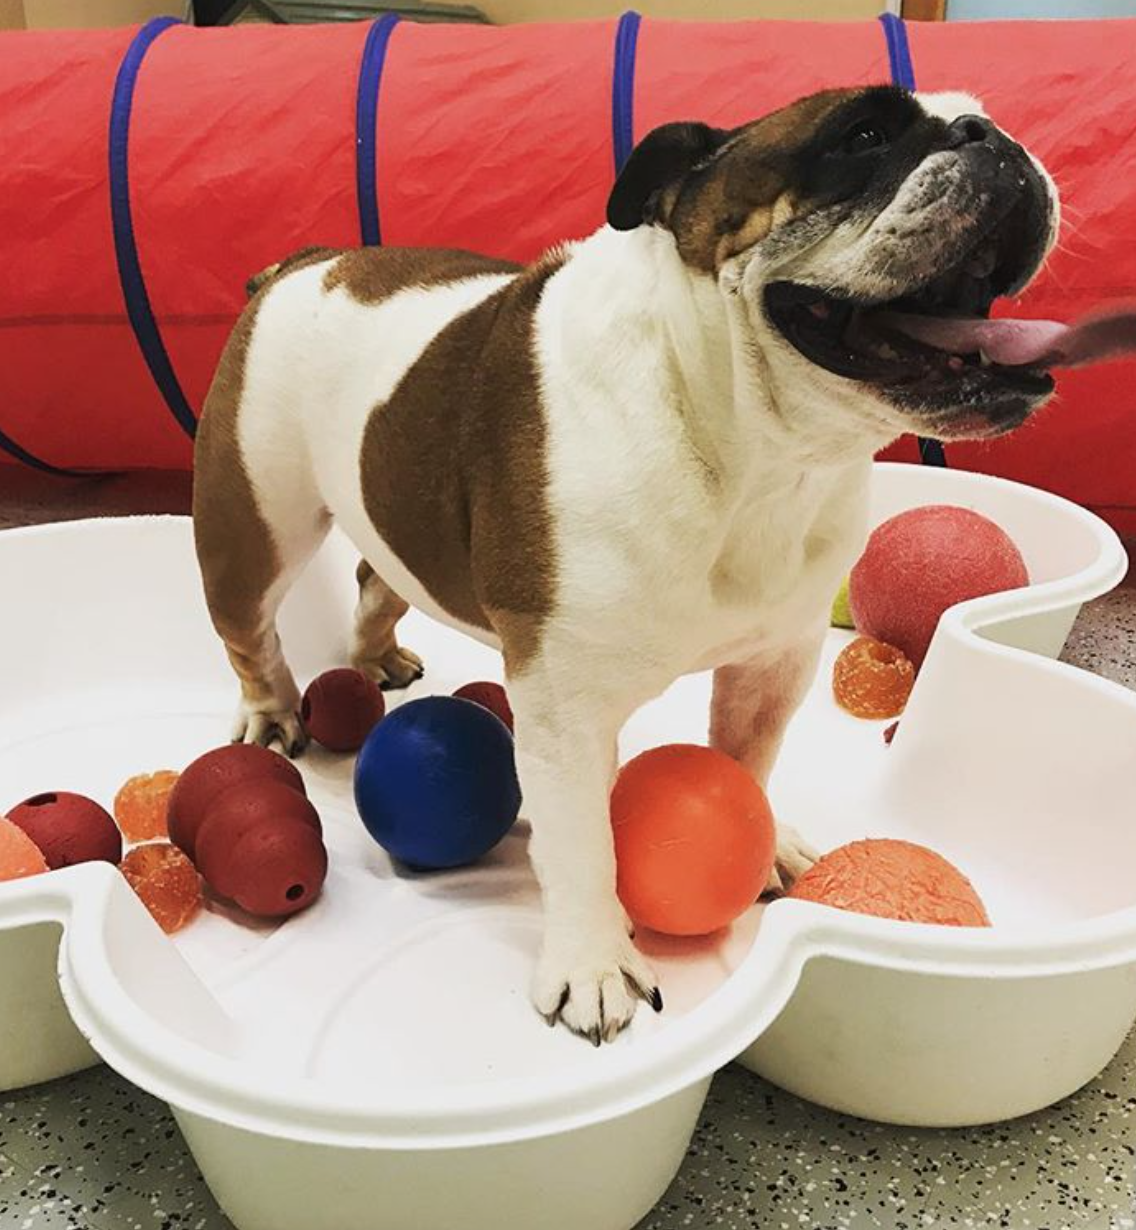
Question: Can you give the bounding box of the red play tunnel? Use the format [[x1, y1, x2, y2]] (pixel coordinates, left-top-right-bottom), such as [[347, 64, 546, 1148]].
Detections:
[[1, 15, 1134, 535]]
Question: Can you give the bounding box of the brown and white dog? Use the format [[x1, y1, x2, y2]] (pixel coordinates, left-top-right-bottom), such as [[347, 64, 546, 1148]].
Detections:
[[193, 86, 1058, 1044]]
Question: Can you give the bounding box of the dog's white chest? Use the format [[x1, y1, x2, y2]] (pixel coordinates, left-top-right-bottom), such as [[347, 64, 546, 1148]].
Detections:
[[684, 473, 870, 669]]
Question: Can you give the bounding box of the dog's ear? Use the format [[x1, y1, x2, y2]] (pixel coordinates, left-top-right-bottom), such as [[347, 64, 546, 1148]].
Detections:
[[607, 121, 731, 231]]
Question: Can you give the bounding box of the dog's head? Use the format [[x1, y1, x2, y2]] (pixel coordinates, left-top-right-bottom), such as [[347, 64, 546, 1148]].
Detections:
[[607, 87, 1059, 443]]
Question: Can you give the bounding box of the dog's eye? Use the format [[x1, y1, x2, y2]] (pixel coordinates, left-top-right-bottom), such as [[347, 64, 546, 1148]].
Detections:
[[838, 121, 889, 156]]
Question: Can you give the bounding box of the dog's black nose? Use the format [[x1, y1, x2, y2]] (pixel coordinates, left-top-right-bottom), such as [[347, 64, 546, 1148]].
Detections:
[[945, 114, 997, 148]]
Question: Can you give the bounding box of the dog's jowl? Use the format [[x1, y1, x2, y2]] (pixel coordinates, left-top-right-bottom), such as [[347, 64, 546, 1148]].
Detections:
[[194, 86, 1060, 1043]]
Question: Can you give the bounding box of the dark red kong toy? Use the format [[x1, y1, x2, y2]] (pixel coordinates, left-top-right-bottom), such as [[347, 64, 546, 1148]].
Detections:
[[167, 743, 325, 919], [168, 743, 306, 861], [195, 781, 327, 918]]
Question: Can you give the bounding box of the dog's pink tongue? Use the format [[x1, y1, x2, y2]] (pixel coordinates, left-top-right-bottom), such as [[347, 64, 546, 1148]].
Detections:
[[879, 306, 1136, 368]]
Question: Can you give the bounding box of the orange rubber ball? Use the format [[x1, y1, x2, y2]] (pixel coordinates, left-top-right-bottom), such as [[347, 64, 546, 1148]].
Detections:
[[788, 838, 990, 927], [611, 744, 776, 937]]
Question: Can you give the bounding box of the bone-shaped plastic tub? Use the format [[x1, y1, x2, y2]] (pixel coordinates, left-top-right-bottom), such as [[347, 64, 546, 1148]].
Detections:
[[0, 462, 1132, 1230]]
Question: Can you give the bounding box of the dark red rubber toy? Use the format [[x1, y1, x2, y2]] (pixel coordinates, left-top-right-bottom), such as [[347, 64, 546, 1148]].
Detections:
[[167, 743, 306, 861], [452, 681, 514, 734], [301, 669, 386, 753], [7, 791, 122, 869], [195, 779, 326, 918]]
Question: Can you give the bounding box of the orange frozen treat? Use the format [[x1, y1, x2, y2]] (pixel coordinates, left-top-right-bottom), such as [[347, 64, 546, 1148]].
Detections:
[[120, 842, 202, 934], [832, 635, 915, 720], [114, 770, 180, 842], [0, 816, 49, 881], [788, 838, 990, 927]]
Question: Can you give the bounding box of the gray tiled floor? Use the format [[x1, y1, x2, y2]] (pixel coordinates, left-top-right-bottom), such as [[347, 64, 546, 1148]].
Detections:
[[1, 473, 1134, 1230], [3, 1038, 1136, 1230]]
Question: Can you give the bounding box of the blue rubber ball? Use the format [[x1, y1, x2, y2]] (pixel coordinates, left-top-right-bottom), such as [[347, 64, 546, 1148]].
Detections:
[[354, 696, 521, 870]]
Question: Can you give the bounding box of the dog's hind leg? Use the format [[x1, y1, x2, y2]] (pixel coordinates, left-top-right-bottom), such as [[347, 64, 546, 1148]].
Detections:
[[193, 304, 330, 757], [351, 560, 424, 690], [711, 629, 826, 893]]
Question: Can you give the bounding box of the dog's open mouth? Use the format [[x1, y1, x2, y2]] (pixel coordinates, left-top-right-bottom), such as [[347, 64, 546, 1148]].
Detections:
[[765, 246, 1136, 398], [764, 262, 1055, 397]]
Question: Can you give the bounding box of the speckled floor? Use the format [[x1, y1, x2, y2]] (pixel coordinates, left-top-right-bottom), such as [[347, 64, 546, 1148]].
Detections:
[[1, 473, 1134, 1230], [4, 1039, 1136, 1230]]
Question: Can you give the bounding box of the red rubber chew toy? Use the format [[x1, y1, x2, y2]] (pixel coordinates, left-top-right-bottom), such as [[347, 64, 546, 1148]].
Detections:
[[452, 681, 514, 733], [168, 744, 306, 861], [7, 792, 122, 869], [301, 668, 385, 753], [788, 838, 990, 927], [850, 505, 1027, 670], [611, 744, 776, 937], [195, 780, 327, 918], [0, 816, 50, 881]]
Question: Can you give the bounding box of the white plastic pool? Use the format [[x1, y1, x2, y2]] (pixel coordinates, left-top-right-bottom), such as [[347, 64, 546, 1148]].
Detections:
[[1, 462, 1133, 1230]]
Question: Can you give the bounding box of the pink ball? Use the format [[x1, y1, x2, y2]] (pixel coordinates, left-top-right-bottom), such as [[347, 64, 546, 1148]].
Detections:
[[850, 505, 1028, 670]]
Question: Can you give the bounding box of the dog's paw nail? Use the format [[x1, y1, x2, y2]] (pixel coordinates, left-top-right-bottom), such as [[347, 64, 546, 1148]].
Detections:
[[651, 986, 664, 1013], [587, 1025, 602, 1048], [540, 985, 569, 1027]]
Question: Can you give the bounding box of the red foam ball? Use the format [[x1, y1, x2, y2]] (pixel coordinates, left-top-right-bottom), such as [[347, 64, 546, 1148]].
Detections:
[[7, 791, 122, 869], [301, 668, 386, 753], [452, 681, 514, 733], [196, 780, 326, 917], [611, 745, 776, 937], [788, 838, 990, 927], [167, 744, 305, 861], [850, 505, 1028, 670]]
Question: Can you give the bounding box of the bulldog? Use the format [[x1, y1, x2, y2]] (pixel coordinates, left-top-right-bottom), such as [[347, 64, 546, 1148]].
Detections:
[[193, 85, 1071, 1044]]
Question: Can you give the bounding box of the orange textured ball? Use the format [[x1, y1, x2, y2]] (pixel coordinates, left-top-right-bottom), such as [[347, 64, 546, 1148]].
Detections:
[[611, 744, 776, 937], [788, 838, 990, 927], [832, 636, 915, 720]]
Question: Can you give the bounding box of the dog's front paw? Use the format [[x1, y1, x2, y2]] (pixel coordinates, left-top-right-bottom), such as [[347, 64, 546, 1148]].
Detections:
[[533, 924, 662, 1045], [354, 645, 425, 691], [231, 703, 308, 759], [763, 822, 819, 897]]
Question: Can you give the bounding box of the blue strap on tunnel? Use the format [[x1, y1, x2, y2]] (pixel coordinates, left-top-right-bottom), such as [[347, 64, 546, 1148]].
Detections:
[[879, 12, 946, 467], [612, 11, 641, 174], [879, 11, 917, 92], [356, 13, 401, 247], [109, 16, 198, 441], [0, 427, 110, 478]]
